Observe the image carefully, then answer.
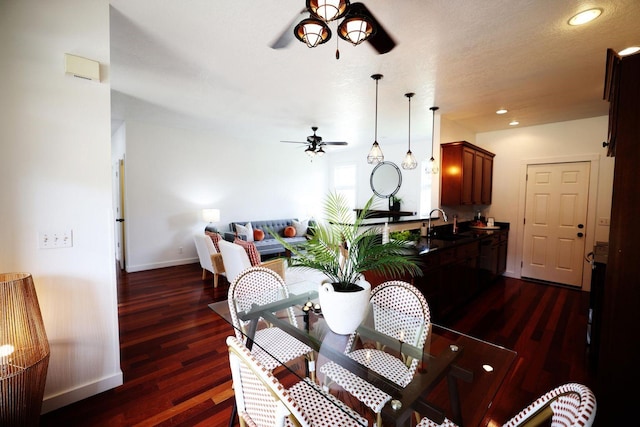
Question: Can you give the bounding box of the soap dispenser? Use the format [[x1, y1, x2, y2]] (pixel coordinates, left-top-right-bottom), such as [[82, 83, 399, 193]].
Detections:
[[420, 222, 427, 237]]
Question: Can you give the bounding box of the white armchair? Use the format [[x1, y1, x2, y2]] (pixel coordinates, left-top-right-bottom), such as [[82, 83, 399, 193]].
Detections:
[[193, 233, 225, 288], [217, 239, 285, 284]]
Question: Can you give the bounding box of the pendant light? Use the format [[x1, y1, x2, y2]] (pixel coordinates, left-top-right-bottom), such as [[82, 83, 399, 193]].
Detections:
[[426, 106, 439, 174], [367, 74, 384, 164], [401, 92, 417, 170]]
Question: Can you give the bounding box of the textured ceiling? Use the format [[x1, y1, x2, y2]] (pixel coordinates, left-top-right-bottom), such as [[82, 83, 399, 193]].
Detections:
[[109, 0, 640, 150]]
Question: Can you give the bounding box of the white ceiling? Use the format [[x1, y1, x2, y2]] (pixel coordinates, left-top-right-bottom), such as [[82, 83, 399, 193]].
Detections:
[[109, 0, 640, 151]]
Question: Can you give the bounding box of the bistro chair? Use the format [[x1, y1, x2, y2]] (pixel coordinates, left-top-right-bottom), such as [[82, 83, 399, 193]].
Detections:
[[320, 280, 431, 426], [227, 266, 316, 380], [226, 335, 368, 427], [416, 382, 597, 427]]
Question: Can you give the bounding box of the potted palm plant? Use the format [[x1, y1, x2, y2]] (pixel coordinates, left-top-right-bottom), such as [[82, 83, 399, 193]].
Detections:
[[273, 192, 422, 334]]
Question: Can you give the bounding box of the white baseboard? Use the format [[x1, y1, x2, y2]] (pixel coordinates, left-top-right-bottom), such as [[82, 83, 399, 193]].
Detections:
[[126, 257, 198, 273], [41, 370, 123, 414]]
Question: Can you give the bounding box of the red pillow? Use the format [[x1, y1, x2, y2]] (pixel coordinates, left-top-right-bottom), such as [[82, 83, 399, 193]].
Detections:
[[253, 229, 265, 241], [284, 226, 296, 237], [234, 238, 261, 266]]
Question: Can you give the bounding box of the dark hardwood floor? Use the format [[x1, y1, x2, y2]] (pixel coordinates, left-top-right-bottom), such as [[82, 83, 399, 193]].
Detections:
[[40, 263, 596, 426]]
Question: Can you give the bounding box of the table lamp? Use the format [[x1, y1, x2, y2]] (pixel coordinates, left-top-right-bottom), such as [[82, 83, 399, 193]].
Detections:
[[1, 272, 50, 427], [202, 208, 220, 232]]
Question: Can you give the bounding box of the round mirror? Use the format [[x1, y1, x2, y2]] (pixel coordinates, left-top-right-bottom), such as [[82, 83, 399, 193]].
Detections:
[[370, 161, 402, 198]]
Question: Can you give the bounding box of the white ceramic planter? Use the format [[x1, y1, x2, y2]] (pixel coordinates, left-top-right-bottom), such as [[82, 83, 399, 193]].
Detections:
[[318, 278, 371, 335]]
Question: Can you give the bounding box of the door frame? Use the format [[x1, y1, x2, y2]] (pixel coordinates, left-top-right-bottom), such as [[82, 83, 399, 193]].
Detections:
[[515, 154, 600, 290]]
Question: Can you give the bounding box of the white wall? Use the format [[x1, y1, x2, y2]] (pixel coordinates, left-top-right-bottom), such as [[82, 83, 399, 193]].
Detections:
[[123, 120, 330, 272], [0, 0, 121, 412], [476, 116, 614, 281]]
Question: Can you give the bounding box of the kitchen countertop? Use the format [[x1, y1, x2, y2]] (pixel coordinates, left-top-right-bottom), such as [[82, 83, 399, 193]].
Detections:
[[412, 222, 509, 255]]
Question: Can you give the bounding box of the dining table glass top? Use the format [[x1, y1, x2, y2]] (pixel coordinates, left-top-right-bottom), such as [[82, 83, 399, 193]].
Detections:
[[209, 280, 516, 427]]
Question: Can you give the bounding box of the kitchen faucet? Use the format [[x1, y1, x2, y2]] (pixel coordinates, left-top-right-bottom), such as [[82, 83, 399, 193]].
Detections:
[[427, 208, 448, 237]]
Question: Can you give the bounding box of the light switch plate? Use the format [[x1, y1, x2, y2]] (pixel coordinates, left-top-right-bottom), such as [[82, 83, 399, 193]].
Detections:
[[39, 230, 73, 249]]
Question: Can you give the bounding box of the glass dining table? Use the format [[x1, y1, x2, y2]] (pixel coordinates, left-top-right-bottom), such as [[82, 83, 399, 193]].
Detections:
[[209, 280, 516, 427]]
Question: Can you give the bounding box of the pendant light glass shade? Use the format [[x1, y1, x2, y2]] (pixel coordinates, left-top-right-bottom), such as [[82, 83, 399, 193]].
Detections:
[[294, 17, 332, 48], [401, 92, 417, 170], [426, 106, 440, 174], [307, 0, 349, 22], [367, 74, 384, 164]]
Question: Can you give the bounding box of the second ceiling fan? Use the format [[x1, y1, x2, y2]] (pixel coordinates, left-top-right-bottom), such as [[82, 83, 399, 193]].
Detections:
[[281, 126, 348, 157]]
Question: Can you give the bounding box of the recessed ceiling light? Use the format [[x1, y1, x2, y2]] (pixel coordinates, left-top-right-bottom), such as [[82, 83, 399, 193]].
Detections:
[[568, 8, 603, 26], [619, 46, 640, 56], [496, 109, 508, 115], [509, 120, 519, 126], [482, 364, 494, 372]]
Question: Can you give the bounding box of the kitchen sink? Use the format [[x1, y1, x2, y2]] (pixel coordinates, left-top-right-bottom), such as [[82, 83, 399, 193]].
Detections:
[[431, 233, 472, 242]]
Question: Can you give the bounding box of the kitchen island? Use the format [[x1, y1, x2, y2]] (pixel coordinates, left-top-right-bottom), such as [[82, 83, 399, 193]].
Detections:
[[365, 222, 509, 323]]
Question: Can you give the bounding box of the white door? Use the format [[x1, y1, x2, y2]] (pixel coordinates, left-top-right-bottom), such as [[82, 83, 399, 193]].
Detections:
[[521, 162, 590, 287], [113, 159, 126, 270]]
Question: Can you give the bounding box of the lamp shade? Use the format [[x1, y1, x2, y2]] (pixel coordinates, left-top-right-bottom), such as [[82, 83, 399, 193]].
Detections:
[[1, 273, 50, 427], [202, 208, 220, 223]]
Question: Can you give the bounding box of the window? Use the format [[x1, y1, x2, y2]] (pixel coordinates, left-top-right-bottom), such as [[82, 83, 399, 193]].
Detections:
[[333, 164, 357, 210], [419, 160, 433, 216]]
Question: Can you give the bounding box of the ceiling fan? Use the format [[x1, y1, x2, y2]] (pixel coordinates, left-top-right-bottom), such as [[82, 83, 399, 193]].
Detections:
[[281, 126, 348, 157], [270, 2, 396, 57]]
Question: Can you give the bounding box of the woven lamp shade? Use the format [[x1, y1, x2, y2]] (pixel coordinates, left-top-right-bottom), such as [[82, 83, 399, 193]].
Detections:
[[1, 273, 50, 427]]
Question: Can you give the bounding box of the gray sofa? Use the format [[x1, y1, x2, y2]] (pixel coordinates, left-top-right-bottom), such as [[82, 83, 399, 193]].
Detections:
[[223, 218, 312, 257]]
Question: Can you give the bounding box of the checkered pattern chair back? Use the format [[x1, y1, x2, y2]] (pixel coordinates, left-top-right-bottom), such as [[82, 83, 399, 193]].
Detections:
[[227, 336, 311, 427], [227, 266, 296, 340], [417, 382, 596, 427]]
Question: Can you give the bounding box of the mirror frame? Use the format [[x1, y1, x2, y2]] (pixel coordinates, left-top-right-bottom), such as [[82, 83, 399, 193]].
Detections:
[[370, 161, 402, 198]]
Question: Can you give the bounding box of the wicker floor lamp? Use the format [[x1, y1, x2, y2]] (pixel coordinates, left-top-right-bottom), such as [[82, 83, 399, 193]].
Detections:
[[0, 273, 50, 427]]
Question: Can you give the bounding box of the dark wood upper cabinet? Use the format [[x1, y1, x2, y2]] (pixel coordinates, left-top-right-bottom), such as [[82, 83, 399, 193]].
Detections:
[[597, 49, 640, 423], [440, 141, 495, 206]]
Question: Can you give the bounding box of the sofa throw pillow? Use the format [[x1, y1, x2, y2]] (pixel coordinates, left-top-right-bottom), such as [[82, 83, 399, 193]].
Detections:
[[205, 231, 222, 252], [253, 229, 265, 241], [284, 226, 296, 238], [236, 222, 254, 242], [234, 238, 261, 266], [292, 219, 309, 237]]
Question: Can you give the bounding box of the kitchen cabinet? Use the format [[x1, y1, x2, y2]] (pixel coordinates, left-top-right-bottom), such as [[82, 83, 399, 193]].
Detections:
[[440, 141, 494, 206], [478, 230, 508, 287]]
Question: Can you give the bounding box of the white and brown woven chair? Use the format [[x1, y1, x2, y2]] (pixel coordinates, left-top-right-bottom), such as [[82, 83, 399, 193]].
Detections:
[[227, 266, 316, 380], [193, 233, 225, 288], [320, 280, 431, 426], [416, 382, 597, 427], [226, 335, 368, 427]]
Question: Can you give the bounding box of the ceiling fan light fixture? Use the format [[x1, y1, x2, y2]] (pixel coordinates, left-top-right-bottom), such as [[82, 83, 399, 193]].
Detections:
[[307, 0, 349, 22], [294, 17, 331, 48], [402, 92, 417, 170], [305, 146, 316, 157], [338, 4, 376, 46], [316, 146, 325, 156], [367, 74, 384, 164]]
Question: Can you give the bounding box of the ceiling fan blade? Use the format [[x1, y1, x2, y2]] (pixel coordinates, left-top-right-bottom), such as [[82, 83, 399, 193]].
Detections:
[[270, 8, 307, 49], [280, 140, 308, 144], [353, 2, 397, 54], [322, 141, 348, 146]]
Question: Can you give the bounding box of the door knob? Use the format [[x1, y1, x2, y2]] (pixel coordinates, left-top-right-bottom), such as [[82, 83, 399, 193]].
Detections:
[[577, 224, 584, 229], [577, 232, 584, 238]]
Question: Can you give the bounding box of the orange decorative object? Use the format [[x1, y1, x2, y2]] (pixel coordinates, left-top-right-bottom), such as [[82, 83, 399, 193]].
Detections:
[[284, 226, 296, 237], [253, 229, 265, 241]]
